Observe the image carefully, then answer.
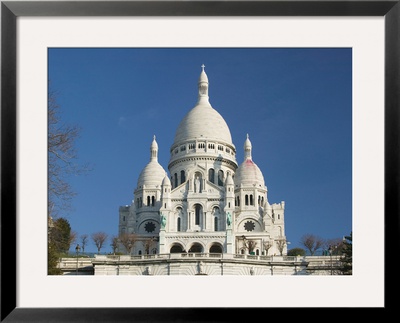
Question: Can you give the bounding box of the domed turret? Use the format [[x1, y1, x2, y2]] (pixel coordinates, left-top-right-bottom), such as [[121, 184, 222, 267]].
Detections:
[[137, 136, 166, 188], [162, 172, 171, 186], [234, 134, 265, 188]]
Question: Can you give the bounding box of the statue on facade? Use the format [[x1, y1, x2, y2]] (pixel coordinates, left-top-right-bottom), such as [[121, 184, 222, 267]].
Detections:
[[160, 212, 167, 229], [198, 261, 204, 274], [226, 212, 232, 227], [194, 176, 200, 193]]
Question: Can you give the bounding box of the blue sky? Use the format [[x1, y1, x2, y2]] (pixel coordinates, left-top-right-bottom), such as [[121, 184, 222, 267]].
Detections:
[[48, 48, 352, 254]]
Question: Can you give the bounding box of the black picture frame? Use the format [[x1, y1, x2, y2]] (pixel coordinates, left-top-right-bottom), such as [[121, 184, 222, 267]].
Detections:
[[1, 0, 399, 321]]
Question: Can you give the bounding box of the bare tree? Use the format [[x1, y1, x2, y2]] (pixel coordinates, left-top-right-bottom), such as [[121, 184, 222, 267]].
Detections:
[[119, 233, 138, 255], [300, 234, 325, 256], [276, 238, 287, 256], [69, 230, 78, 248], [80, 234, 89, 254], [48, 89, 91, 219], [91, 232, 108, 254], [143, 238, 157, 255], [262, 240, 273, 256], [110, 235, 119, 255], [242, 238, 257, 254], [247, 240, 257, 254], [325, 237, 345, 255]]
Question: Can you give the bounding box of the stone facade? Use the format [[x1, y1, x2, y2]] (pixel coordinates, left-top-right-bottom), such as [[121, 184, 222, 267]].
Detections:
[[59, 255, 343, 276], [117, 66, 288, 274]]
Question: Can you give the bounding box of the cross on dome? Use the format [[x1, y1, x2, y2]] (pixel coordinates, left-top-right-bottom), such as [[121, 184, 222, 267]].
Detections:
[[198, 64, 209, 101], [150, 135, 158, 161]]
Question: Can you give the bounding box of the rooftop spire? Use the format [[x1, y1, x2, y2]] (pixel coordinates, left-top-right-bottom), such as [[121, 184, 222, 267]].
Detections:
[[198, 64, 209, 103], [150, 135, 158, 161], [244, 134, 252, 161]]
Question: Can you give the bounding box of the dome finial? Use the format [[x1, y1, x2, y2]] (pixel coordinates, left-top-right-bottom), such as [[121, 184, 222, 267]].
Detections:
[[244, 134, 252, 161], [198, 65, 209, 103], [150, 135, 158, 161]]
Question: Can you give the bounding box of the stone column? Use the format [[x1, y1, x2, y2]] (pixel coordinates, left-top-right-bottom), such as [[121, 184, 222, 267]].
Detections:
[[226, 228, 233, 254], [159, 229, 166, 254]]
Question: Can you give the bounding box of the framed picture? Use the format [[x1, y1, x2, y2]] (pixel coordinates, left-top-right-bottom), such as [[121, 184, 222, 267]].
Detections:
[[1, 0, 398, 320]]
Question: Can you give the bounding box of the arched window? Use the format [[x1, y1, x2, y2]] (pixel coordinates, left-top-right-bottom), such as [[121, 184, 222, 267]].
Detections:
[[218, 170, 224, 186], [237, 196, 240, 206], [147, 196, 150, 206], [151, 196, 155, 206], [195, 204, 201, 225], [250, 195, 253, 205], [214, 216, 218, 231], [177, 217, 181, 232], [208, 168, 215, 183], [209, 244, 223, 253], [170, 244, 185, 253], [180, 170, 186, 184], [245, 195, 249, 206], [174, 173, 178, 188]]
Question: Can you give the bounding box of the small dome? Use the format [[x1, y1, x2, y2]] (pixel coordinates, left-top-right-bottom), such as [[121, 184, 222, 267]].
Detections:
[[234, 134, 265, 187], [137, 136, 166, 188], [137, 161, 166, 188], [225, 172, 234, 186], [162, 173, 171, 186], [234, 159, 265, 187]]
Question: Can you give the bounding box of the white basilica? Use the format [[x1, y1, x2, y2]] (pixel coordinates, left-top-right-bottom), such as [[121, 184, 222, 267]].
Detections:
[[118, 66, 287, 258]]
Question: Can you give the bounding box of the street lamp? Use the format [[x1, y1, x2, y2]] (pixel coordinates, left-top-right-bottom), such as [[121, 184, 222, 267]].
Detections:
[[75, 244, 80, 275]]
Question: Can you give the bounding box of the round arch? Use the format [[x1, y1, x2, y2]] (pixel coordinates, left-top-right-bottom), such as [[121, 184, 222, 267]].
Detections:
[[170, 243, 185, 253], [209, 243, 223, 254], [188, 242, 204, 253]]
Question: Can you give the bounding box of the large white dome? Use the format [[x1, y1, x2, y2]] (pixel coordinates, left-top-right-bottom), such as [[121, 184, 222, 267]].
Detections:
[[173, 103, 233, 145], [172, 65, 233, 147]]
